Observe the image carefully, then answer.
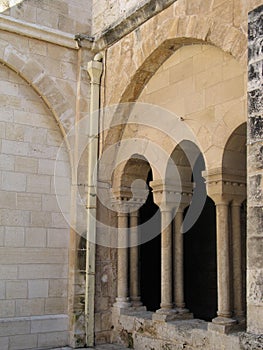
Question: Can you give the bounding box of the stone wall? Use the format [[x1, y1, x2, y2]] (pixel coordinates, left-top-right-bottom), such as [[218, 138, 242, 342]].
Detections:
[[0, 63, 70, 349], [247, 3, 263, 335], [138, 44, 246, 170], [0, 6, 93, 347], [92, 0, 151, 35], [1, 0, 92, 34]]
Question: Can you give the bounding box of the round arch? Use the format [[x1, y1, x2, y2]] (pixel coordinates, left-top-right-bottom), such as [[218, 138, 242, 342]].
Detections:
[[104, 7, 247, 147], [0, 41, 73, 139]]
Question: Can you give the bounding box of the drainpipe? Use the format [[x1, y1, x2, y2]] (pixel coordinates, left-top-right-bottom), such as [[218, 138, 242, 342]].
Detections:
[[85, 53, 103, 347]]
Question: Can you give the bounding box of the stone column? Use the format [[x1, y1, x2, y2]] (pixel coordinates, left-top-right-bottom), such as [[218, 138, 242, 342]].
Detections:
[[173, 207, 189, 314], [153, 204, 178, 321], [129, 209, 143, 307], [211, 198, 236, 329], [114, 210, 131, 308], [151, 182, 178, 321], [160, 207, 174, 311], [231, 200, 244, 319]]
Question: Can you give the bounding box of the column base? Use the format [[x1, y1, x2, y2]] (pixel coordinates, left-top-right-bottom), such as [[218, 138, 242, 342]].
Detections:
[[130, 297, 144, 308], [208, 317, 237, 334], [113, 297, 132, 309], [174, 307, 193, 319], [152, 308, 178, 322]]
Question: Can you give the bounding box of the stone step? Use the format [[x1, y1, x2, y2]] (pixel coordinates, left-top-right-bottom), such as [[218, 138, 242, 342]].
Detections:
[[50, 344, 129, 350]]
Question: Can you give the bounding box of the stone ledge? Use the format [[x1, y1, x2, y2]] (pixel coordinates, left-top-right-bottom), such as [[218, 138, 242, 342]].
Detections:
[[93, 0, 177, 50], [0, 14, 78, 49]]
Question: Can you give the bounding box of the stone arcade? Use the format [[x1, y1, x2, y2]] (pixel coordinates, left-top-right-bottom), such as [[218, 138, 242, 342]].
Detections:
[[0, 0, 262, 349]]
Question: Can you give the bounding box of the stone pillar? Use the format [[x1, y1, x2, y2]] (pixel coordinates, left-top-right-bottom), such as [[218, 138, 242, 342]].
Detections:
[[114, 210, 131, 308], [211, 198, 237, 330], [247, 4, 263, 334], [231, 200, 244, 320], [151, 181, 179, 321], [159, 207, 174, 311], [173, 207, 189, 314], [129, 209, 143, 307]]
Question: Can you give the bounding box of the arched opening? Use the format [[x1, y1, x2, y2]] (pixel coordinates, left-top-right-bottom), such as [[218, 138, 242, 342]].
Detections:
[[223, 122, 247, 319], [184, 196, 217, 321], [139, 170, 161, 311], [170, 141, 217, 321], [113, 155, 161, 311]]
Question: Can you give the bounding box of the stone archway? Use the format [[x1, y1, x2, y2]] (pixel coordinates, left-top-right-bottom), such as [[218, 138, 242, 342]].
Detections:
[[222, 122, 247, 320], [103, 1, 247, 148], [0, 41, 74, 138]]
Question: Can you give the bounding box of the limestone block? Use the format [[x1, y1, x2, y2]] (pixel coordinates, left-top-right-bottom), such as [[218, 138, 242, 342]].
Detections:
[[0, 319, 30, 336], [42, 194, 60, 212], [9, 334, 38, 350], [194, 65, 223, 92], [0, 209, 30, 226], [46, 129, 63, 147], [26, 174, 51, 194], [47, 44, 76, 64], [44, 297, 68, 314], [247, 304, 263, 334], [5, 123, 25, 142], [0, 108, 14, 123], [29, 143, 58, 160], [0, 300, 15, 317], [2, 171, 26, 192], [15, 299, 45, 317], [17, 193, 42, 211], [193, 47, 224, 74], [28, 280, 49, 298], [6, 281, 27, 299], [1, 140, 28, 156], [31, 314, 68, 333], [0, 227, 4, 247], [0, 191, 16, 209], [20, 59, 44, 83], [0, 154, 15, 171], [37, 331, 68, 348], [48, 279, 68, 297], [51, 212, 69, 229], [184, 91, 205, 114], [28, 40, 47, 57], [30, 211, 52, 227], [0, 337, 8, 350], [47, 228, 69, 248], [36, 8, 58, 29], [205, 75, 244, 107], [13, 110, 53, 130], [0, 265, 17, 279], [38, 159, 56, 176], [18, 264, 68, 279], [4, 227, 25, 247], [4, 47, 28, 73], [25, 228, 46, 248], [15, 156, 38, 174], [247, 238, 263, 269]]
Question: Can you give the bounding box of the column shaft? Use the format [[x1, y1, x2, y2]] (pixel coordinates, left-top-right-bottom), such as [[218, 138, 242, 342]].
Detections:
[[216, 202, 232, 318], [160, 210, 173, 310], [115, 212, 130, 307], [130, 211, 142, 306], [174, 210, 185, 309]]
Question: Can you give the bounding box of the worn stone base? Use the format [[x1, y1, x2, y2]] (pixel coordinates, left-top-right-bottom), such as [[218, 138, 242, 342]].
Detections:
[[111, 310, 250, 350], [152, 309, 193, 322]]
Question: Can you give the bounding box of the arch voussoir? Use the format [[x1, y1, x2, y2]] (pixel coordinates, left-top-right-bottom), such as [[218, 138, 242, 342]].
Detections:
[[0, 40, 73, 137]]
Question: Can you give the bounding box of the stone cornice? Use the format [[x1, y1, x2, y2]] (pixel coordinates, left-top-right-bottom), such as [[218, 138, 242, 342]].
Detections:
[[0, 14, 80, 50], [92, 0, 177, 51]]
